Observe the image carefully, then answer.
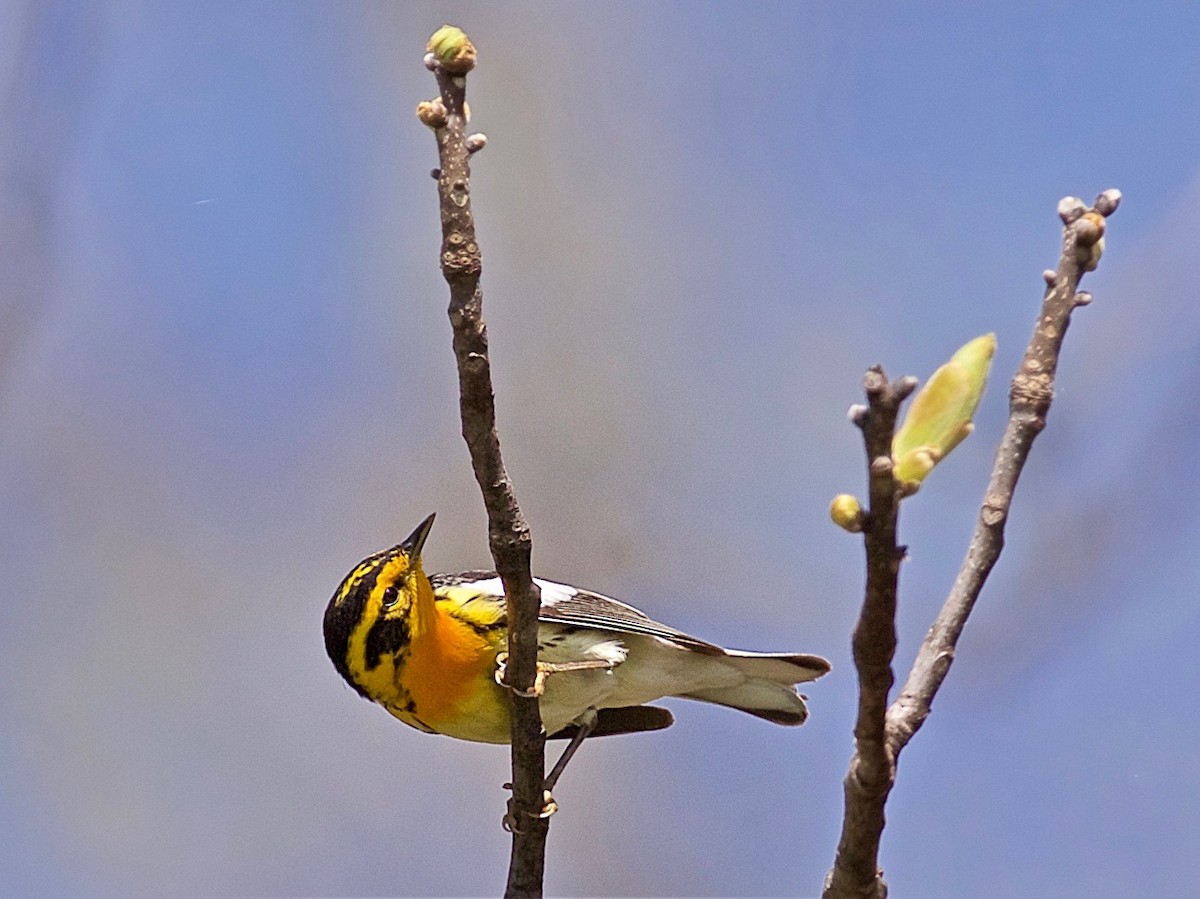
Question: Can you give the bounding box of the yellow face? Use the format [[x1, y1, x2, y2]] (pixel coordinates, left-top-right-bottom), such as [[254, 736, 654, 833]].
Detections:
[[323, 515, 436, 703], [323, 515, 510, 740]]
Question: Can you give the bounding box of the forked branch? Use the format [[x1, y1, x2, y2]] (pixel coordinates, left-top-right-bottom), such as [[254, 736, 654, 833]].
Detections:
[[824, 190, 1121, 899], [886, 190, 1120, 752]]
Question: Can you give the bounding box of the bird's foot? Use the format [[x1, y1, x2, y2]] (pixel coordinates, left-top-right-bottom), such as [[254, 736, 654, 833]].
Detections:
[[494, 652, 544, 696], [501, 784, 558, 833], [494, 654, 614, 698]]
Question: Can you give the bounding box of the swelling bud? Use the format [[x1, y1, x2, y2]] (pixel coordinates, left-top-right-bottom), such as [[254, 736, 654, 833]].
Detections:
[[892, 334, 995, 490]]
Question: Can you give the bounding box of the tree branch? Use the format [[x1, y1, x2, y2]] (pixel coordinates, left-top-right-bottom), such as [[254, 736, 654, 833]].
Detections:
[[422, 29, 549, 898], [823, 371, 915, 899], [886, 189, 1120, 753], [823, 190, 1121, 899]]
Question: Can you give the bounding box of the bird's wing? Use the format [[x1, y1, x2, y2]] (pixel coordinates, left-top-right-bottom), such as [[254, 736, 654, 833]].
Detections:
[[535, 579, 727, 655], [428, 572, 724, 656]]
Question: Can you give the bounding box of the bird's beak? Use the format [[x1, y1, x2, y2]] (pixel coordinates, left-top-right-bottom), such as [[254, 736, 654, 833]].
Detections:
[[400, 513, 436, 558]]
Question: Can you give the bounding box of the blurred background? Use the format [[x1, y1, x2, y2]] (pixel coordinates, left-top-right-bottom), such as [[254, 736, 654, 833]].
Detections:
[[2, 2, 1197, 896]]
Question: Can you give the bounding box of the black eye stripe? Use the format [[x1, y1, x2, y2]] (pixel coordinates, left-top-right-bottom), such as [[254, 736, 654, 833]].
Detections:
[[365, 615, 410, 670], [323, 553, 400, 696]]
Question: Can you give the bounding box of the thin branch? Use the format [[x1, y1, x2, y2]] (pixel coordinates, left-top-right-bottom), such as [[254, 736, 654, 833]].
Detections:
[[886, 190, 1120, 752], [422, 31, 549, 898], [823, 371, 915, 899], [823, 190, 1121, 899]]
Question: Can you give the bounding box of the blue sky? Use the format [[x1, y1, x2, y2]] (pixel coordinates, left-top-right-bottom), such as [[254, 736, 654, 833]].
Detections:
[[2, 3, 1198, 896]]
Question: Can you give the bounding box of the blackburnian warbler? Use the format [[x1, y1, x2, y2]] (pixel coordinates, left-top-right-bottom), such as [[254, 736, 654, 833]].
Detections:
[[324, 514, 830, 788]]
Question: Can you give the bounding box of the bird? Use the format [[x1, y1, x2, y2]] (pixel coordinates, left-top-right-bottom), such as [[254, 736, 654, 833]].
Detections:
[[323, 513, 830, 796]]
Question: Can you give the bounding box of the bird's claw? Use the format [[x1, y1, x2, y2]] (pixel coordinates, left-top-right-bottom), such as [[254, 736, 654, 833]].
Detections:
[[501, 784, 558, 832], [496, 655, 616, 697], [513, 668, 547, 698], [493, 653, 548, 697]]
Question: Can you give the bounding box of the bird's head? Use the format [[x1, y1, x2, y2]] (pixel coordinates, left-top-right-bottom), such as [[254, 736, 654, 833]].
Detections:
[[323, 513, 437, 698]]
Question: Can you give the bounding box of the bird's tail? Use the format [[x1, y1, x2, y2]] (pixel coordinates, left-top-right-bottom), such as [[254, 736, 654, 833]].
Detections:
[[680, 650, 831, 726]]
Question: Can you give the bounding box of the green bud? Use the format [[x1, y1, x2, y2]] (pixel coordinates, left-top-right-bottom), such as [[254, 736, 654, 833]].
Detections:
[[427, 25, 477, 74], [829, 494, 864, 533], [892, 334, 995, 489]]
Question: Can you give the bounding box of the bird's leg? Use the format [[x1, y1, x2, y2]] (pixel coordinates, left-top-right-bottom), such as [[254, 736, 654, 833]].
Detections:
[[495, 644, 611, 830], [500, 708, 598, 832], [494, 652, 615, 698], [545, 707, 598, 792]]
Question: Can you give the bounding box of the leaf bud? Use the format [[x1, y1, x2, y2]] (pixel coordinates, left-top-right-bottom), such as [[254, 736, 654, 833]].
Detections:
[[427, 25, 477, 74], [892, 334, 995, 489], [830, 494, 864, 533]]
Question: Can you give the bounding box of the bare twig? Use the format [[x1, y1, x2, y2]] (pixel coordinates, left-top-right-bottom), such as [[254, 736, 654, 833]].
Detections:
[[422, 29, 549, 898], [824, 370, 915, 899], [823, 190, 1120, 899], [886, 190, 1119, 752]]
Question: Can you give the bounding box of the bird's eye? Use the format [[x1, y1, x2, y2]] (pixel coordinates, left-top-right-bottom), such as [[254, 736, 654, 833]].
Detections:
[[382, 584, 400, 609]]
